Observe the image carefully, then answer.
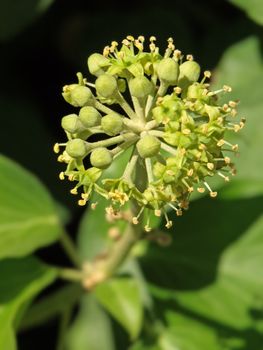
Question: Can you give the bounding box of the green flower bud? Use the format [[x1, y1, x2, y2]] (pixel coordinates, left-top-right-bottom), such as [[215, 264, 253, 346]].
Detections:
[[95, 74, 118, 98], [90, 147, 113, 169], [136, 135, 161, 158], [79, 106, 102, 128], [178, 61, 201, 89], [129, 76, 153, 98], [157, 58, 179, 85], [62, 85, 93, 107], [66, 139, 87, 158], [61, 114, 84, 133], [87, 53, 109, 77], [117, 78, 126, 93], [101, 113, 123, 136]]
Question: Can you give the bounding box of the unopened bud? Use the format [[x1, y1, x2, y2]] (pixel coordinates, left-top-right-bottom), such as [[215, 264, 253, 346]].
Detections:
[[178, 61, 201, 90], [79, 106, 102, 128], [157, 58, 179, 85], [136, 135, 161, 158], [62, 85, 93, 107], [95, 74, 118, 98], [61, 114, 84, 133], [129, 76, 153, 98], [90, 147, 113, 169], [101, 113, 123, 136], [66, 139, 87, 158], [87, 53, 109, 77]]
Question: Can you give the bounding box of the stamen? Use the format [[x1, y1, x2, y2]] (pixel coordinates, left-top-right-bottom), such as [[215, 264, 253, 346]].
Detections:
[[204, 182, 217, 197], [164, 211, 173, 229], [59, 172, 65, 180], [53, 143, 60, 154], [218, 172, 230, 182]]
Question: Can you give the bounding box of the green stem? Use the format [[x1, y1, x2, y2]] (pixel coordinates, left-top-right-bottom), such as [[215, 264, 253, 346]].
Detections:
[[59, 231, 81, 268], [94, 100, 117, 115], [131, 96, 145, 121], [56, 307, 72, 350], [90, 133, 135, 149], [122, 147, 138, 182], [58, 267, 84, 282], [116, 92, 138, 120], [161, 141, 177, 156], [145, 158, 154, 183], [148, 130, 164, 138]]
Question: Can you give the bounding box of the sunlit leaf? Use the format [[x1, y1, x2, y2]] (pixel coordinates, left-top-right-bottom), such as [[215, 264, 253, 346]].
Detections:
[[95, 277, 143, 340], [0, 155, 62, 259], [0, 256, 57, 350]]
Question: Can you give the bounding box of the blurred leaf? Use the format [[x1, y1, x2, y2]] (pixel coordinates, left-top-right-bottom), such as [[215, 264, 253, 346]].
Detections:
[[141, 194, 263, 348], [95, 277, 143, 340], [0, 0, 54, 41], [77, 149, 132, 261], [66, 294, 115, 350], [0, 154, 62, 259], [20, 284, 82, 331], [212, 36, 263, 198], [158, 312, 223, 350], [229, 0, 263, 25], [0, 256, 57, 350]]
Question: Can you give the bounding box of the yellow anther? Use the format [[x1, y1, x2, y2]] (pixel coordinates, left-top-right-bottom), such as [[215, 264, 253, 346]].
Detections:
[[182, 128, 191, 135], [174, 86, 182, 94], [132, 217, 139, 225], [53, 143, 60, 154], [167, 37, 174, 43], [127, 35, 134, 41], [165, 221, 173, 229], [229, 100, 237, 108], [197, 187, 205, 193], [59, 172, 65, 180], [217, 139, 225, 147], [154, 209, 162, 217], [150, 36, 156, 41], [204, 70, 211, 78], [78, 199, 87, 206], [232, 144, 239, 151], [68, 174, 75, 181], [224, 156, 231, 164], [223, 85, 232, 92], [103, 46, 110, 56], [187, 169, 194, 176], [138, 35, 145, 42], [207, 163, 214, 170], [186, 54, 194, 61], [144, 225, 152, 232], [70, 188, 78, 195], [210, 191, 218, 198]]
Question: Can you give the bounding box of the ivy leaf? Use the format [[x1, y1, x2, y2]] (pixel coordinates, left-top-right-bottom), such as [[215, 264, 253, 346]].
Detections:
[[141, 194, 263, 348], [0, 0, 54, 41], [65, 294, 115, 350], [0, 256, 57, 350], [0, 155, 62, 259], [77, 149, 132, 261], [212, 36, 263, 198], [94, 277, 144, 340], [229, 0, 263, 25]]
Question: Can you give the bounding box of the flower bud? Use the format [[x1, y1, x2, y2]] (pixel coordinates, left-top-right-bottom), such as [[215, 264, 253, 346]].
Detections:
[[136, 135, 161, 158], [157, 58, 179, 85], [129, 76, 153, 98], [62, 85, 93, 107], [101, 113, 123, 136], [87, 53, 109, 77], [61, 114, 84, 133], [66, 139, 87, 158], [95, 74, 118, 98], [178, 61, 201, 89], [90, 147, 113, 169], [79, 106, 102, 128]]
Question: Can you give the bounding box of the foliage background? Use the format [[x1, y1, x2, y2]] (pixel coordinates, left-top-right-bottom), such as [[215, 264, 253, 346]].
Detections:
[[0, 0, 263, 349]]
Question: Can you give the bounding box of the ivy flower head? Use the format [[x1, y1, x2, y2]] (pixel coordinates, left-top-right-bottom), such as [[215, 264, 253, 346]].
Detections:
[[54, 35, 245, 230]]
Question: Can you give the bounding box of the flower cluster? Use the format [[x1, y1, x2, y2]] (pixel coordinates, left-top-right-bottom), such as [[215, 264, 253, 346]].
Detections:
[[54, 35, 244, 230]]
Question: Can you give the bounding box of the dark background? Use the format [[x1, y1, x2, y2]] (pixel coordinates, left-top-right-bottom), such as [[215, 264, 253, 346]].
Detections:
[[0, 0, 261, 348]]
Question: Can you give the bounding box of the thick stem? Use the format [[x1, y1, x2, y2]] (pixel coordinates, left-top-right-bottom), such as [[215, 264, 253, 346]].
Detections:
[[59, 231, 81, 268]]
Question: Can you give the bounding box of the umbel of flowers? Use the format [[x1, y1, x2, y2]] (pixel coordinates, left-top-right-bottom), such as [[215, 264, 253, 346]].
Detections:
[[54, 35, 245, 231]]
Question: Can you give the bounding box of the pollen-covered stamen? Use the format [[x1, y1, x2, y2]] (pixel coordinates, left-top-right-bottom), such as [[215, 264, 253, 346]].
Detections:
[[164, 211, 173, 229], [182, 179, 194, 193], [59, 172, 65, 180], [217, 171, 230, 182], [204, 181, 217, 198], [168, 203, 183, 216]]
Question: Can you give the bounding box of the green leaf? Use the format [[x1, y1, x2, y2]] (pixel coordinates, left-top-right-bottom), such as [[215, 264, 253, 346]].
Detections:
[[77, 149, 132, 260], [0, 155, 62, 259], [0, 256, 57, 350], [229, 0, 263, 25], [158, 313, 223, 350], [212, 36, 263, 198], [94, 277, 144, 340], [0, 0, 54, 41], [141, 194, 263, 348], [65, 294, 115, 350]]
